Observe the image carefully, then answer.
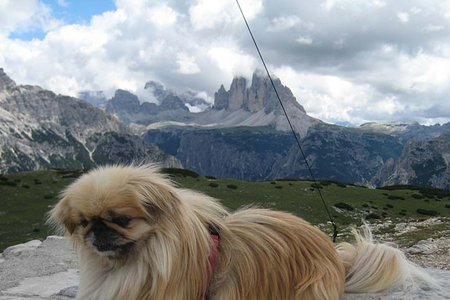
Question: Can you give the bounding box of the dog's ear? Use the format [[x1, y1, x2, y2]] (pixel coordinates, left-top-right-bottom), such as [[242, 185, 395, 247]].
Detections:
[[48, 196, 77, 235], [130, 177, 182, 219]]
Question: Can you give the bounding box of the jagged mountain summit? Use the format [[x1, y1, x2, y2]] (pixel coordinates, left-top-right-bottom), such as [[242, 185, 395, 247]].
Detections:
[[192, 72, 320, 137], [0, 68, 180, 173], [144, 80, 210, 110], [105, 89, 191, 125], [106, 72, 320, 138]]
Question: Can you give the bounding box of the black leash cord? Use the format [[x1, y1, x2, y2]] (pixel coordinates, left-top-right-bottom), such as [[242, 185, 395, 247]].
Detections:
[[235, 0, 338, 242]]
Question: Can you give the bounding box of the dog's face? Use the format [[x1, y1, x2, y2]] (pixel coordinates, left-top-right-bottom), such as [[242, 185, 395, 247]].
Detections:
[[50, 165, 180, 258]]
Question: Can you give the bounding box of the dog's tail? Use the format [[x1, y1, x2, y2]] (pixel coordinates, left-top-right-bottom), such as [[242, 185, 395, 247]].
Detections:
[[336, 225, 438, 294]]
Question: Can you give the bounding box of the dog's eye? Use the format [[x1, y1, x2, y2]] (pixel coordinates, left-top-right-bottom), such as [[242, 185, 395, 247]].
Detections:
[[112, 216, 131, 228], [80, 219, 89, 227]]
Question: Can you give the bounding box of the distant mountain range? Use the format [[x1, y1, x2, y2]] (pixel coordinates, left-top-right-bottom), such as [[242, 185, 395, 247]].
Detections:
[[101, 73, 319, 138], [1, 68, 449, 189], [0, 68, 180, 172]]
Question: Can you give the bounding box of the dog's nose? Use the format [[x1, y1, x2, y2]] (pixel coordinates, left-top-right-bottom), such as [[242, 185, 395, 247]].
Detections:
[[91, 220, 116, 252], [92, 219, 108, 234], [93, 239, 113, 252]]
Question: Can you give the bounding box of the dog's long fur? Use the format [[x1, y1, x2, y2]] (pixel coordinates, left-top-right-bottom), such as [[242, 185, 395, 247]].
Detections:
[[49, 165, 436, 300]]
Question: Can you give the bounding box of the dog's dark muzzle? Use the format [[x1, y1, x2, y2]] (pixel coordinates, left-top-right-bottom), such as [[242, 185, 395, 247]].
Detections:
[[90, 220, 128, 252]]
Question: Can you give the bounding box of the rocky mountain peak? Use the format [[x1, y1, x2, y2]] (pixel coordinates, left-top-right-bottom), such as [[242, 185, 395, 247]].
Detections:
[[105, 89, 140, 114], [144, 81, 171, 100], [228, 77, 247, 111], [213, 71, 306, 114], [214, 84, 229, 110], [0, 68, 16, 91], [160, 94, 189, 112]]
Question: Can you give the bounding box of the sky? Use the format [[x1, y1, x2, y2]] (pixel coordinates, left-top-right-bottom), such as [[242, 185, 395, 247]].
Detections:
[[0, 0, 449, 126]]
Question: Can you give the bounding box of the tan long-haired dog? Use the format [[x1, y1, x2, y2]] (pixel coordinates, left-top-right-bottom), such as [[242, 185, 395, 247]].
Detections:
[[49, 165, 435, 300]]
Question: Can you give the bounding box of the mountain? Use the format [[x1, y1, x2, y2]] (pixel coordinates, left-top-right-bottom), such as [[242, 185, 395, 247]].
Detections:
[[104, 81, 211, 126], [0, 68, 180, 173], [2, 68, 448, 189], [77, 90, 108, 107], [145, 122, 450, 188], [200, 72, 319, 137], [140, 72, 449, 188], [144, 124, 403, 185], [144, 80, 210, 109], [106, 72, 320, 138], [105, 89, 192, 125], [359, 122, 450, 142], [373, 133, 450, 190]]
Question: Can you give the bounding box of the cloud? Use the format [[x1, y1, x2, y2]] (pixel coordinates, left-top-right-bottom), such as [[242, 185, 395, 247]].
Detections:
[[268, 15, 306, 31], [0, 0, 61, 36], [176, 53, 201, 74], [189, 0, 262, 30], [149, 3, 178, 28], [207, 45, 257, 80], [1, 0, 450, 126], [296, 36, 313, 45], [397, 12, 409, 23]]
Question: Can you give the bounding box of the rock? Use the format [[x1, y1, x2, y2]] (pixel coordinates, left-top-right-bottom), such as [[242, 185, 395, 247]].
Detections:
[[0, 236, 78, 292], [407, 239, 439, 255], [395, 223, 407, 232], [105, 89, 141, 115], [3, 240, 42, 258], [2, 269, 78, 298], [57, 286, 78, 298], [0, 68, 16, 90]]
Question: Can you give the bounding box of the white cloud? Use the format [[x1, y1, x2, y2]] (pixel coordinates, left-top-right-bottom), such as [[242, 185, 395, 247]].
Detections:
[[296, 36, 313, 45], [0, 0, 61, 36], [268, 15, 304, 31], [322, 0, 386, 11], [176, 53, 201, 74], [149, 4, 178, 28], [114, 0, 146, 15], [372, 0, 386, 8], [397, 12, 410, 23], [373, 97, 405, 116], [207, 45, 257, 80], [424, 25, 444, 32], [189, 0, 262, 30], [273, 66, 376, 124]]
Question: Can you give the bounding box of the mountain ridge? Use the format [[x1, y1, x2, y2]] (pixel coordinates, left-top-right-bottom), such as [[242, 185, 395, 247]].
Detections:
[[1, 68, 449, 189], [102, 71, 320, 138], [0, 68, 181, 173]]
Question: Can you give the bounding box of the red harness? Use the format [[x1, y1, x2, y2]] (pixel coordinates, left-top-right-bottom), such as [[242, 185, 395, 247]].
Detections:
[[203, 224, 220, 300]]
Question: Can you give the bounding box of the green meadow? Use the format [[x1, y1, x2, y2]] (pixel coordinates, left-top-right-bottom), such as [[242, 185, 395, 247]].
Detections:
[[1, 168, 449, 251]]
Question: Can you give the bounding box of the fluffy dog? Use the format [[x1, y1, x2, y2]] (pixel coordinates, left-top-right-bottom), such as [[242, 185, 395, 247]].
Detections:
[[49, 164, 435, 300]]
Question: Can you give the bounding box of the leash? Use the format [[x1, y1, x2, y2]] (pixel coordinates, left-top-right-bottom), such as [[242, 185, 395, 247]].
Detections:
[[202, 224, 220, 300], [234, 0, 338, 242]]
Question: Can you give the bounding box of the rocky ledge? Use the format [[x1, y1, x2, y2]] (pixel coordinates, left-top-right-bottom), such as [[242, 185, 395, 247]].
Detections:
[[0, 228, 449, 299]]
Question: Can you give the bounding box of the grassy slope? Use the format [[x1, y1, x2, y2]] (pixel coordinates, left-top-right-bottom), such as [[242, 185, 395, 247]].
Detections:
[[1, 169, 449, 251]]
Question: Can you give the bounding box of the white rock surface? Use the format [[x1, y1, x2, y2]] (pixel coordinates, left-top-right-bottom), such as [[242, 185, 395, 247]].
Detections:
[[2, 240, 42, 258], [3, 269, 78, 298], [0, 236, 449, 299]]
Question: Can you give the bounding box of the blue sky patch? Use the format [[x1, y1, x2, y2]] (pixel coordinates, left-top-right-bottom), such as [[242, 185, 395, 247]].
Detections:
[[10, 0, 116, 41]]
